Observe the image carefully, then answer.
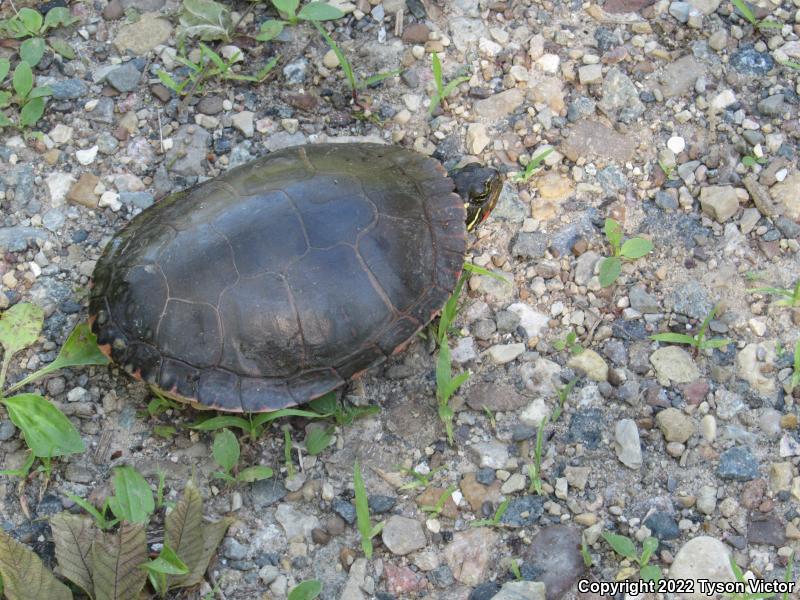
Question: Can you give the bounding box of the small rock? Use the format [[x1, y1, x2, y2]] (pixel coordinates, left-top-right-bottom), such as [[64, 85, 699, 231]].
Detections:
[[650, 346, 700, 384], [382, 516, 427, 555], [75, 146, 99, 166], [644, 512, 680, 540], [106, 62, 141, 93], [614, 419, 642, 469], [578, 64, 603, 85], [443, 528, 498, 586], [657, 407, 694, 443], [521, 526, 584, 599], [114, 13, 173, 55], [467, 123, 490, 154], [487, 343, 525, 365], [493, 581, 546, 600], [700, 186, 740, 222], [473, 88, 524, 120], [470, 441, 509, 469], [67, 173, 100, 208], [718, 447, 760, 481], [567, 349, 608, 382], [668, 537, 735, 600], [231, 111, 254, 137]]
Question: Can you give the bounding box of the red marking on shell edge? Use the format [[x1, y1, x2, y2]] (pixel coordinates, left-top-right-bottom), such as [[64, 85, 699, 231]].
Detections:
[[87, 314, 96, 327], [351, 369, 368, 379], [97, 343, 112, 360], [392, 339, 412, 356]]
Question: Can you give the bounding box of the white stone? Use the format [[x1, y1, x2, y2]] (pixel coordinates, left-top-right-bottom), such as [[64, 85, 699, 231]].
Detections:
[[323, 49, 340, 69], [402, 94, 421, 112], [614, 419, 643, 469], [99, 191, 121, 211], [487, 343, 525, 364], [220, 45, 244, 62], [506, 303, 549, 338], [231, 111, 254, 137], [46, 172, 76, 206], [75, 145, 98, 165], [667, 136, 685, 154], [478, 37, 503, 57], [578, 64, 603, 85], [668, 537, 736, 600], [710, 89, 737, 111], [466, 123, 490, 154], [537, 53, 560, 74], [49, 124, 73, 145], [500, 473, 526, 494], [520, 397, 549, 427], [748, 318, 766, 337]]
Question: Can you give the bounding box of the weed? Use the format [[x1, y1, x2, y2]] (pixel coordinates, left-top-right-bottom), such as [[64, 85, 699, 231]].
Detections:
[[552, 376, 578, 422], [313, 22, 400, 103], [420, 484, 457, 516], [69, 465, 155, 530], [308, 391, 381, 428], [21, 477, 231, 599], [528, 417, 547, 495], [747, 279, 800, 308], [513, 147, 555, 183], [581, 537, 593, 567], [0, 6, 78, 65], [398, 465, 443, 491], [179, 0, 234, 42], [650, 304, 731, 354], [354, 461, 384, 558], [726, 555, 777, 600], [790, 339, 800, 393], [509, 558, 522, 580], [742, 153, 768, 169], [552, 330, 583, 355], [289, 580, 323, 600], [304, 424, 335, 456], [470, 498, 509, 528], [429, 52, 470, 115], [139, 389, 184, 419], [598, 219, 654, 287], [258, 0, 343, 42], [0, 58, 53, 129], [211, 429, 274, 486], [658, 158, 677, 180], [782, 552, 794, 600], [0, 304, 108, 477], [157, 43, 278, 97], [602, 532, 660, 583], [283, 425, 295, 478], [483, 405, 496, 430], [190, 406, 329, 440], [731, 0, 782, 32]]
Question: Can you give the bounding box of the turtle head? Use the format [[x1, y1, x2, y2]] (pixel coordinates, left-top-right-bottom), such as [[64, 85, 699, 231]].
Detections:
[[450, 163, 503, 232]]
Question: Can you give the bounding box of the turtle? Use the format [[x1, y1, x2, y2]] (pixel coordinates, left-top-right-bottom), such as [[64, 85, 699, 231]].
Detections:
[[89, 143, 502, 412]]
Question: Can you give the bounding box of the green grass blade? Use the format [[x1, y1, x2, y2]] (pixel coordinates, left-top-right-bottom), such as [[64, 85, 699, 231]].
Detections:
[[650, 332, 696, 345]]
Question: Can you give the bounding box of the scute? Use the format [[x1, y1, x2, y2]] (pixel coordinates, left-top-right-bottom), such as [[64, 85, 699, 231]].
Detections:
[[90, 143, 466, 412]]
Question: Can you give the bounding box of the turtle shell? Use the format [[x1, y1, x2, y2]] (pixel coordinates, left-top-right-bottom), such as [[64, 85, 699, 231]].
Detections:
[[89, 143, 466, 412]]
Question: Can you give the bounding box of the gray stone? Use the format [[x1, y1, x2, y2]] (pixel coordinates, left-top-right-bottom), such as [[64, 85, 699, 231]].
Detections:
[[655, 55, 707, 98], [50, 79, 88, 100], [222, 537, 249, 560], [656, 407, 694, 443], [249, 478, 287, 508], [87, 97, 115, 124], [491, 183, 528, 222], [381, 515, 426, 555], [449, 17, 487, 51], [629, 286, 660, 313], [282, 58, 308, 86], [700, 186, 740, 222], [644, 512, 680, 540], [444, 528, 497, 586], [747, 515, 786, 547], [560, 120, 637, 163], [96, 133, 120, 155], [106, 62, 141, 93], [492, 581, 546, 600], [521, 526, 584, 600], [718, 446, 760, 481], [578, 64, 603, 85], [567, 409, 603, 449], [567, 96, 596, 122], [120, 191, 154, 209], [0, 420, 16, 441], [757, 94, 785, 117], [113, 13, 173, 55], [473, 89, 525, 120], [596, 166, 628, 194], [597, 68, 644, 123], [655, 190, 679, 210], [274, 503, 319, 541], [669, 1, 691, 22], [511, 232, 548, 258], [730, 45, 774, 75], [0, 226, 47, 252], [166, 125, 210, 176], [470, 441, 509, 469], [668, 280, 711, 319]]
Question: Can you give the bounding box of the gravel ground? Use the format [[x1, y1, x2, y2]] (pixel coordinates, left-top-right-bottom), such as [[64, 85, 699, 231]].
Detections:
[[1, 0, 800, 598]]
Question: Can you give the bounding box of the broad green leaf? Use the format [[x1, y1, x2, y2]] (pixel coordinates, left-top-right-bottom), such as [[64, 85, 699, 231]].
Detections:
[[297, 2, 344, 21], [0, 528, 72, 600], [256, 19, 284, 41], [639, 564, 661, 583], [142, 544, 189, 576], [237, 465, 273, 483], [353, 461, 373, 558], [649, 332, 695, 345], [20, 37, 45, 67], [640, 536, 658, 566], [165, 482, 204, 589], [2, 394, 84, 457], [48, 37, 76, 60], [601, 532, 637, 560], [212, 428, 239, 473], [0, 58, 10, 82], [189, 415, 250, 432], [28, 85, 53, 99], [0, 112, 11, 129], [0, 91, 10, 108], [153, 425, 176, 439], [0, 302, 43, 357], [179, 0, 233, 41], [272, 0, 300, 16], [598, 256, 621, 287], [50, 512, 96, 597], [91, 522, 148, 600], [308, 391, 337, 415], [18, 8, 43, 35], [604, 218, 623, 251], [304, 426, 333, 456], [19, 96, 45, 128], [13, 60, 33, 98], [108, 466, 154, 524], [43, 7, 79, 32], [289, 580, 323, 600], [251, 407, 329, 428], [620, 237, 653, 259]]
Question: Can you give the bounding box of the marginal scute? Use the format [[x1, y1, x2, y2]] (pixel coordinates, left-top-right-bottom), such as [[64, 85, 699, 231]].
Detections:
[[89, 143, 467, 412]]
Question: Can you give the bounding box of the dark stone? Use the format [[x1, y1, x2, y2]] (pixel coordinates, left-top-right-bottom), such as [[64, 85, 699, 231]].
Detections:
[[106, 62, 141, 93], [150, 83, 171, 102], [775, 217, 800, 239], [429, 565, 455, 588], [197, 95, 224, 115], [249, 478, 287, 508], [468, 581, 501, 600], [521, 525, 585, 600], [368, 495, 396, 513], [499, 496, 545, 527], [730, 45, 775, 76], [655, 190, 679, 211], [643, 512, 680, 540], [567, 409, 603, 449], [332, 498, 357, 525], [512, 424, 537, 441], [511, 232, 549, 258], [50, 78, 88, 100], [475, 467, 496, 485], [747, 515, 786, 547], [717, 446, 760, 481]]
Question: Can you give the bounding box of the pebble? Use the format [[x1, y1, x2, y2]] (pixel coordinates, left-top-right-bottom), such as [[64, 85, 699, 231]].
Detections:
[[443, 528, 497, 586], [500, 496, 545, 527], [470, 441, 508, 469], [567, 349, 608, 382], [657, 407, 694, 443], [493, 581, 546, 600], [650, 346, 700, 384], [381, 516, 426, 555], [667, 136, 686, 155], [700, 186, 740, 222], [67, 173, 100, 208], [75, 146, 99, 166], [487, 343, 525, 365], [106, 62, 141, 93], [231, 111, 255, 138], [668, 537, 735, 600], [473, 88, 524, 119], [113, 13, 173, 55], [644, 512, 680, 540], [274, 504, 319, 541], [578, 64, 603, 85], [466, 123, 489, 155], [51, 79, 89, 100], [521, 526, 583, 598], [615, 419, 642, 469], [718, 447, 760, 481]]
